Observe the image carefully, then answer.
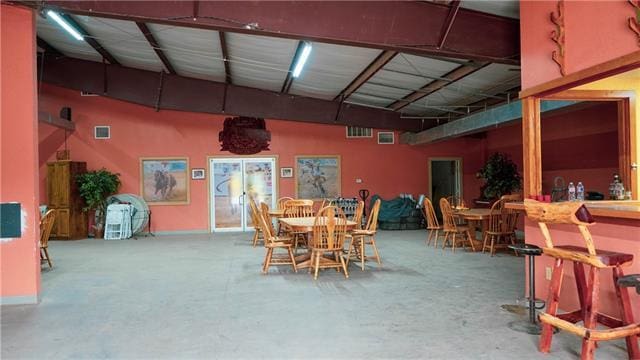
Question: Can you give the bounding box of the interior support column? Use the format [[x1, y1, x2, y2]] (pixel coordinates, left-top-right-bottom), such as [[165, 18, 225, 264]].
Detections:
[[0, 4, 41, 304], [522, 96, 542, 197]]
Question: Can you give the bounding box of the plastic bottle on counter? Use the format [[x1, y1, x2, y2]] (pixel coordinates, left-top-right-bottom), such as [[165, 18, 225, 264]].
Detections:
[[576, 182, 585, 201], [568, 182, 576, 201]]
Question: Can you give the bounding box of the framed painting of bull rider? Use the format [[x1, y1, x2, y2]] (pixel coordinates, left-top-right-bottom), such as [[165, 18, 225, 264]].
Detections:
[[295, 155, 341, 199], [140, 157, 190, 205]]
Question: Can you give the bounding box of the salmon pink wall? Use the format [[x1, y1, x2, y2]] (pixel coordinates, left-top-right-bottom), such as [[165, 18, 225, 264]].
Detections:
[[520, 0, 639, 90], [38, 84, 429, 233], [0, 5, 41, 303]]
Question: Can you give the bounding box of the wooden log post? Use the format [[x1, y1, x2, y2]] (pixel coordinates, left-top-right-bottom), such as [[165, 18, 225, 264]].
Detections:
[[522, 97, 542, 197]]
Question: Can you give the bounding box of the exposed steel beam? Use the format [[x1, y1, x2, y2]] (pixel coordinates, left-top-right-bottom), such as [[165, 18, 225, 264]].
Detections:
[[39, 110, 75, 131], [28, 1, 520, 65], [136, 22, 176, 75], [40, 56, 422, 132], [218, 31, 232, 83], [438, 0, 460, 49], [281, 40, 305, 94], [56, 13, 120, 66], [388, 62, 489, 111], [37, 36, 63, 57], [334, 50, 397, 101]]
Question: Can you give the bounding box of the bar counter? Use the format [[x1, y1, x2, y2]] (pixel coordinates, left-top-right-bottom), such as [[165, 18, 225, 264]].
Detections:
[[506, 200, 640, 220]]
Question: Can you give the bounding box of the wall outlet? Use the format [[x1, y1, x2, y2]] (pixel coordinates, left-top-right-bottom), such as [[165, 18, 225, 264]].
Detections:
[[355, 178, 362, 183], [545, 266, 553, 280]]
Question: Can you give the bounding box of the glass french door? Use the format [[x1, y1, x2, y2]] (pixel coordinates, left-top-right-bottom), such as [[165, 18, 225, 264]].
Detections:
[[210, 157, 276, 232]]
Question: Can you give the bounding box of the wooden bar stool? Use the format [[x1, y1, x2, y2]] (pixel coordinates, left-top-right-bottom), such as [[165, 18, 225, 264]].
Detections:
[[524, 200, 640, 360]]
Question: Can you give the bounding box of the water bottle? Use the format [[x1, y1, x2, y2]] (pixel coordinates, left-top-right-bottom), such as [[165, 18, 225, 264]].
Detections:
[[576, 182, 585, 201], [568, 182, 576, 201]]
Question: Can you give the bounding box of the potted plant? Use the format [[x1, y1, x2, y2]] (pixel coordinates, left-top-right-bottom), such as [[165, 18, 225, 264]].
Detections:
[[476, 153, 522, 202], [76, 168, 121, 238]]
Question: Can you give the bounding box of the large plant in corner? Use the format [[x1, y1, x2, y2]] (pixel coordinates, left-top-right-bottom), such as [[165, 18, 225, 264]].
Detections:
[[476, 152, 522, 200], [76, 168, 121, 237]]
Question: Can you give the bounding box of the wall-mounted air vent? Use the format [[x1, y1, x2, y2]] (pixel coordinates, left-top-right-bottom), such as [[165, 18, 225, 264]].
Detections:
[[346, 126, 372, 138], [377, 131, 394, 144], [94, 126, 110, 139]]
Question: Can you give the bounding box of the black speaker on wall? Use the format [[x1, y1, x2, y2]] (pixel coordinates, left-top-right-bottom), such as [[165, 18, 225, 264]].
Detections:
[[60, 107, 72, 121]]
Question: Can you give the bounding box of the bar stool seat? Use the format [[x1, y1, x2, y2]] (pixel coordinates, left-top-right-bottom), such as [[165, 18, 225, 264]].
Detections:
[[507, 243, 545, 335], [618, 274, 640, 294], [510, 243, 542, 256], [552, 245, 634, 267]]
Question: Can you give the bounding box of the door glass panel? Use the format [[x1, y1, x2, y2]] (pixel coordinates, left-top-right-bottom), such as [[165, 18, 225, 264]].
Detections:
[[212, 161, 244, 230], [244, 160, 274, 228]]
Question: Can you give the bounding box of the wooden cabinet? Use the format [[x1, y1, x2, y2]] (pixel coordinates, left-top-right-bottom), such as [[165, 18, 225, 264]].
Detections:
[[46, 161, 87, 239]]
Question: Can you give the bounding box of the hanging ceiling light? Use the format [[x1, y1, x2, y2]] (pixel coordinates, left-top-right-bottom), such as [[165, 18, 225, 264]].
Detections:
[[47, 10, 84, 41], [292, 42, 312, 78]]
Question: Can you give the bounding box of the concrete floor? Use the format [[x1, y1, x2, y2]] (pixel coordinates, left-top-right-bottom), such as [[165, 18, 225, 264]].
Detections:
[[1, 230, 630, 359]]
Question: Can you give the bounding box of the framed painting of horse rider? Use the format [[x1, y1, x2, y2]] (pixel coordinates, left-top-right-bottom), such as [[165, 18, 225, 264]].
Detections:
[[140, 157, 190, 205], [295, 155, 341, 199]]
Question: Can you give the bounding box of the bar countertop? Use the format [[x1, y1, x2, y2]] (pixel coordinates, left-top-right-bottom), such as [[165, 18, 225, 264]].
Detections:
[[505, 200, 640, 221]]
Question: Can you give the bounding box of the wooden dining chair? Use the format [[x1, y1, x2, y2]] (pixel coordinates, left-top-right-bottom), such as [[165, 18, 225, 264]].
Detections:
[[260, 202, 278, 237], [422, 197, 442, 247], [247, 196, 264, 247], [283, 199, 314, 251], [440, 197, 476, 253], [40, 209, 56, 268], [309, 206, 349, 279], [283, 199, 315, 217], [500, 193, 522, 202], [346, 199, 382, 270], [352, 200, 365, 229], [277, 196, 294, 209], [256, 204, 297, 274], [482, 199, 518, 256]]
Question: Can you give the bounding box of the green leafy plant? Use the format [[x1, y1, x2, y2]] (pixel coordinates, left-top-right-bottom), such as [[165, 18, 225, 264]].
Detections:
[[76, 169, 121, 229], [476, 153, 522, 200]]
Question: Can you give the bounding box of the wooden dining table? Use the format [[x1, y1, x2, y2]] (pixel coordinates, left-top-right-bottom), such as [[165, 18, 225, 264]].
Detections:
[[452, 208, 494, 240], [278, 216, 358, 269]]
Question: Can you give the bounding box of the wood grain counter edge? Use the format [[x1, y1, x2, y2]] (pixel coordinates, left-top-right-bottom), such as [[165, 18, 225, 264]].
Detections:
[[505, 201, 640, 221]]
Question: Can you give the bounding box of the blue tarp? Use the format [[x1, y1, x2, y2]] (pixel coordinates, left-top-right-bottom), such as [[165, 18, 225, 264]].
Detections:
[[370, 195, 418, 222]]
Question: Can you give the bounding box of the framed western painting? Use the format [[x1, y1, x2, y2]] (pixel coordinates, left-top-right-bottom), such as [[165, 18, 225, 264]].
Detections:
[[295, 155, 341, 199], [140, 157, 190, 205]]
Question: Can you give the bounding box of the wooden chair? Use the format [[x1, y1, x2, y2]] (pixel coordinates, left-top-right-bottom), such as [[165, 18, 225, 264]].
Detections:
[[283, 199, 314, 251], [309, 206, 349, 279], [525, 200, 639, 360], [346, 199, 382, 270], [439, 197, 476, 252], [446, 195, 467, 209], [277, 196, 294, 209], [40, 209, 56, 268], [422, 197, 442, 247], [351, 200, 364, 229], [255, 203, 297, 274], [260, 202, 278, 237], [482, 199, 518, 256], [282, 199, 314, 217], [247, 196, 263, 247]]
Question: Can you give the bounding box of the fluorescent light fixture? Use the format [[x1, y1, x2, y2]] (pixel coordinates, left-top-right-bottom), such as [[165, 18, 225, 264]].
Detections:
[[292, 42, 312, 78], [47, 10, 83, 41]]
